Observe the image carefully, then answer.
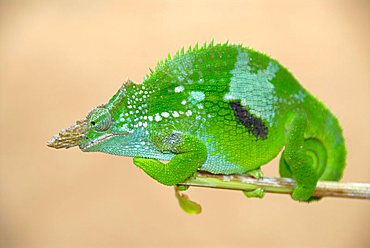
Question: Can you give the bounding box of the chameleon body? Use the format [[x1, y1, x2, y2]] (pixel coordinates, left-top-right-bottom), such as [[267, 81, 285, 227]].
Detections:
[[48, 42, 346, 201]]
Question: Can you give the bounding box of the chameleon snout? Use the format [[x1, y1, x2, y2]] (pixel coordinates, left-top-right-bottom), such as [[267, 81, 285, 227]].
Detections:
[[47, 119, 88, 149]]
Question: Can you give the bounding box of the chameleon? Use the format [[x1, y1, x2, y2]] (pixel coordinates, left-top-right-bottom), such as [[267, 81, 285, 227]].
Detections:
[[48, 42, 346, 208]]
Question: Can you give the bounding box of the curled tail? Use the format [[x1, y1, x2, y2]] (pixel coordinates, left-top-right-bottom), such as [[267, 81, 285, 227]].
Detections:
[[278, 97, 346, 201], [300, 97, 346, 182], [310, 105, 346, 181]]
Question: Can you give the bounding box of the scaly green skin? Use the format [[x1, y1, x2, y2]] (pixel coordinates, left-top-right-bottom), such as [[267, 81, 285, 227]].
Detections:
[[77, 42, 346, 201]]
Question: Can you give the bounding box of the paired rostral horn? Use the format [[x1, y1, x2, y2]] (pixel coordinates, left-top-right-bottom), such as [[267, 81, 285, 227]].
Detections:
[[47, 79, 134, 149], [47, 119, 88, 149]]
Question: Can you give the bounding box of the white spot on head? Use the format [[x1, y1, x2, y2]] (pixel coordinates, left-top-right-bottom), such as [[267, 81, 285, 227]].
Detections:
[[174, 85, 184, 93], [181, 100, 187, 105], [185, 110, 192, 116], [154, 114, 162, 122], [161, 112, 170, 118], [120, 124, 129, 132], [172, 111, 179, 117], [148, 116, 153, 122]]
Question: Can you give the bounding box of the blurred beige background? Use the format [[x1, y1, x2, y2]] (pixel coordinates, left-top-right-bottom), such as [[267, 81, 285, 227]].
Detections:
[[0, 0, 369, 247]]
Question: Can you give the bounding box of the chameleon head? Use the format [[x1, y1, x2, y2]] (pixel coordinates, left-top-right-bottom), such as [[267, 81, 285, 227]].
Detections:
[[47, 80, 133, 152], [47, 107, 118, 150]]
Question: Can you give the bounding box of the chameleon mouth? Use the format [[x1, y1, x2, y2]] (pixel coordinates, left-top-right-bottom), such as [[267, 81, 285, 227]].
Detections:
[[78, 133, 116, 151], [47, 119, 88, 149], [79, 130, 130, 151]]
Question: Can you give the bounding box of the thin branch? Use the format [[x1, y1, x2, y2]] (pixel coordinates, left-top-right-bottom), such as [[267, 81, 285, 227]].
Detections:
[[178, 171, 370, 200]]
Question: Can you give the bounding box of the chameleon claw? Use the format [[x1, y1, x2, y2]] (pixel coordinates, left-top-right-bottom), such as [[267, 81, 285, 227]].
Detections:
[[243, 188, 265, 199], [247, 168, 264, 179]]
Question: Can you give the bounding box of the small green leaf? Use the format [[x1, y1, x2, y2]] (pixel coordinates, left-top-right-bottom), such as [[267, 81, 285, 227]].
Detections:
[[175, 187, 202, 214]]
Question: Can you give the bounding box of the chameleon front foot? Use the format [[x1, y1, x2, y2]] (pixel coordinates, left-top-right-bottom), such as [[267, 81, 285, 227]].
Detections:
[[134, 130, 207, 186], [243, 188, 265, 198], [248, 168, 264, 179]]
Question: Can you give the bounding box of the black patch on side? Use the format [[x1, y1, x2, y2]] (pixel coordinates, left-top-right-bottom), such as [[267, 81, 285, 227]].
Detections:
[[229, 101, 268, 139]]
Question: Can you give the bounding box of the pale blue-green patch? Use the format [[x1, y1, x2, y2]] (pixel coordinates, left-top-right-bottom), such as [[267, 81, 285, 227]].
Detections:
[[224, 50, 279, 126], [188, 91, 205, 105], [198, 134, 247, 174], [201, 152, 247, 174], [84, 128, 175, 160]]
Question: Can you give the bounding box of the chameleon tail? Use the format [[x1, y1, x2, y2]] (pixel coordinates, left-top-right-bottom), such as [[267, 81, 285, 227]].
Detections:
[[316, 110, 346, 181], [305, 98, 347, 181], [279, 98, 346, 183]]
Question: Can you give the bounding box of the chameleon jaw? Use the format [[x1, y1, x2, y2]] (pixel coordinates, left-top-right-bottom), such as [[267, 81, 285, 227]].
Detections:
[[78, 133, 116, 151]]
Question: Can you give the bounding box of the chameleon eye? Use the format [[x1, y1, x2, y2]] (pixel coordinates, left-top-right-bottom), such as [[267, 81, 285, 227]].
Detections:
[[87, 107, 112, 132]]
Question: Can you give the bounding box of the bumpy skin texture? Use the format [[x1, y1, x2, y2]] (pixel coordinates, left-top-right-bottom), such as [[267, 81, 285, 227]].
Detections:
[[81, 42, 346, 201]]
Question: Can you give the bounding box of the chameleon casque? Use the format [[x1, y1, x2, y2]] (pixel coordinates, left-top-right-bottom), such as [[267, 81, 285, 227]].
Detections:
[[48, 42, 346, 206]]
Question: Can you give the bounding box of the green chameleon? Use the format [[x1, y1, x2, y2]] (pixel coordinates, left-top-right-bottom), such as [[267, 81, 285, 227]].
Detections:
[[48, 42, 346, 211]]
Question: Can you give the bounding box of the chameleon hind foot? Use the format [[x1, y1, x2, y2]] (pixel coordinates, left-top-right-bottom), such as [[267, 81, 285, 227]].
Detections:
[[243, 168, 265, 199], [291, 185, 316, 202], [280, 113, 320, 201]]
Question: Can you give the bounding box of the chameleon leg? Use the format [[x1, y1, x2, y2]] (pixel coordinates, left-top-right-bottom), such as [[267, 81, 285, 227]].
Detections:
[[280, 138, 326, 179], [280, 113, 319, 201], [279, 157, 292, 178], [133, 130, 207, 186], [243, 168, 265, 198]]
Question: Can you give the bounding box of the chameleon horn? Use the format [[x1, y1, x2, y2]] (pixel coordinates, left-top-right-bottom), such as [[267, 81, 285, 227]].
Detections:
[[47, 119, 88, 149]]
